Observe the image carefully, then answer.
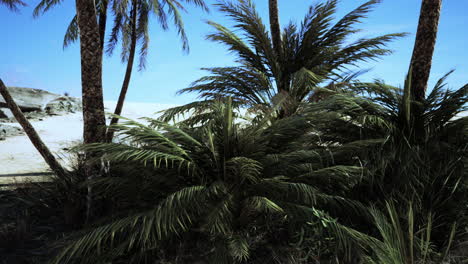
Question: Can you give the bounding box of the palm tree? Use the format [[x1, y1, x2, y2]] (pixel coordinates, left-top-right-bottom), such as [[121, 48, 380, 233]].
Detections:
[[70, 0, 108, 223], [73, 0, 107, 145], [0, 0, 24, 11], [304, 72, 467, 253], [35, 0, 208, 137], [34, 0, 107, 145], [160, 0, 405, 121], [50, 98, 365, 263], [105, 0, 208, 141], [37, 0, 208, 142]]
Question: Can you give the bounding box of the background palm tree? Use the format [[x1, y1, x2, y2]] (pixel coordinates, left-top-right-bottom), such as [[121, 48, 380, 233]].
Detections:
[[105, 0, 208, 141], [160, 0, 405, 121], [303, 71, 467, 254]]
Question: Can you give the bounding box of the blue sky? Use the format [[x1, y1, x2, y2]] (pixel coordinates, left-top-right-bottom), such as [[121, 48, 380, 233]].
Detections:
[[1, 0, 467, 104]]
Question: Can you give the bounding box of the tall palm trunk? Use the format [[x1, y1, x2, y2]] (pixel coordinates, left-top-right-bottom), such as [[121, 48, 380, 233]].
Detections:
[[75, 0, 107, 222], [409, 0, 442, 138], [75, 0, 106, 144], [410, 0, 442, 102], [98, 0, 108, 51], [268, 0, 289, 118], [268, 0, 281, 62], [107, 0, 138, 142], [0, 79, 68, 179]]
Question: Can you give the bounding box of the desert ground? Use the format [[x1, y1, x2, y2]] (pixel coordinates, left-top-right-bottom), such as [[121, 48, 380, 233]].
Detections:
[[0, 101, 175, 185]]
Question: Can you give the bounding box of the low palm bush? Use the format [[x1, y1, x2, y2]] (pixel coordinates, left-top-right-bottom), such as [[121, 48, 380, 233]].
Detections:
[[50, 98, 367, 263]]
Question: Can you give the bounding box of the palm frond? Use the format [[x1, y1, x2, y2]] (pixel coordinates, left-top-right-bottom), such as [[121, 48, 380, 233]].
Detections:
[[0, 0, 25, 11], [33, 0, 63, 17], [63, 15, 79, 48]]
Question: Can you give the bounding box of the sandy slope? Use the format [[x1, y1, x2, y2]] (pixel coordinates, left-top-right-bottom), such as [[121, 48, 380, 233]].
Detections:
[[0, 101, 176, 176]]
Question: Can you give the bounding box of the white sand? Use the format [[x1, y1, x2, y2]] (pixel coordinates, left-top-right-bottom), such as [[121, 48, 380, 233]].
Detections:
[[0, 101, 176, 176]]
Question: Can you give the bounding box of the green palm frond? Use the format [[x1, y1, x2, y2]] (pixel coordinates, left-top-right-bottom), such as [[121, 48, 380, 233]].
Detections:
[[63, 15, 79, 49], [51, 185, 209, 264], [165, 0, 405, 119], [55, 98, 374, 262], [33, 0, 63, 17], [0, 0, 25, 11]]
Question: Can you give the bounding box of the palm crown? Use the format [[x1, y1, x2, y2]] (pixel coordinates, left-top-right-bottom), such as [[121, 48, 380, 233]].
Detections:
[[34, 0, 208, 68], [161, 0, 406, 121]]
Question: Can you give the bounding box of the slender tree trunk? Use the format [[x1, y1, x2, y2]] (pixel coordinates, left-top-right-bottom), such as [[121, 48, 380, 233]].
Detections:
[[268, 0, 282, 62], [98, 0, 108, 50], [268, 0, 285, 92], [106, 0, 138, 142], [75, 0, 107, 222], [269, 0, 288, 118], [409, 0, 442, 139], [0, 79, 68, 179], [410, 0, 442, 102]]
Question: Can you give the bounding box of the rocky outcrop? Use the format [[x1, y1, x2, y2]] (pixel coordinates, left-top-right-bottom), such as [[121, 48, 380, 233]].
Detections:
[[45, 96, 82, 115], [0, 87, 82, 140], [0, 124, 23, 140], [0, 87, 81, 123], [0, 87, 61, 112]]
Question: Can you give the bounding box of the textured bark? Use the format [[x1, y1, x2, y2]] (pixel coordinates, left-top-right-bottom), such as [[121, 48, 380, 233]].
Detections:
[[268, 0, 282, 61], [409, 0, 442, 140], [98, 0, 108, 50], [75, 0, 107, 222], [106, 0, 138, 142], [410, 0, 442, 102], [75, 0, 106, 145], [0, 79, 68, 179]]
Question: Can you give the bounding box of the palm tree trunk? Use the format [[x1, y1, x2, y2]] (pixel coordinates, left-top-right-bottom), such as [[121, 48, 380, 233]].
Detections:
[[106, 0, 138, 142], [75, 0, 106, 145], [0, 79, 68, 179], [98, 0, 108, 50], [75, 0, 107, 222], [409, 0, 442, 139], [268, 0, 289, 118], [410, 0, 442, 102], [268, 0, 282, 61]]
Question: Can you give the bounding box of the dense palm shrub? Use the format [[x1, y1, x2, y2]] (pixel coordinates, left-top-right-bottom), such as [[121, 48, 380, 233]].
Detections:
[[48, 98, 371, 263], [303, 72, 467, 262], [44, 69, 467, 263]]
